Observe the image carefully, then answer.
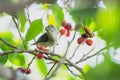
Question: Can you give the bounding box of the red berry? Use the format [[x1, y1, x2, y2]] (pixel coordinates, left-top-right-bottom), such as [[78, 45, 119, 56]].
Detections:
[[66, 31, 70, 37], [38, 45, 46, 50], [64, 23, 72, 31], [37, 52, 43, 59], [61, 20, 67, 27], [77, 37, 85, 44], [26, 68, 31, 74], [17, 67, 25, 73], [86, 39, 93, 46], [59, 28, 66, 35]]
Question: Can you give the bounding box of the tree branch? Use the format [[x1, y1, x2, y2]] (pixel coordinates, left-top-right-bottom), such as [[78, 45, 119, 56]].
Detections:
[[0, 46, 108, 80], [0, 37, 18, 49], [0, 49, 84, 79]]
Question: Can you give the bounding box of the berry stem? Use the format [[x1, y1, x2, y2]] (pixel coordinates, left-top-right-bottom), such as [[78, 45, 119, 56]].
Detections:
[[69, 44, 79, 60], [75, 47, 95, 64], [25, 55, 36, 74], [69, 38, 86, 60]]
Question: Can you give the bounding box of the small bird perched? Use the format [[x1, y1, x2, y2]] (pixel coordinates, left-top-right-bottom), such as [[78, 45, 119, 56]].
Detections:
[[32, 24, 60, 48]]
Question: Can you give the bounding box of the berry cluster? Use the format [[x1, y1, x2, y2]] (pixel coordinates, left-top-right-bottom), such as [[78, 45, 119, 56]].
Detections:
[[17, 68, 31, 74], [77, 27, 94, 46], [59, 20, 73, 37]]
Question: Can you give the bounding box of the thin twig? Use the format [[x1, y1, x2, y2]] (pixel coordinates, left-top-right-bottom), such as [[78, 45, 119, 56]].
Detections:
[[69, 44, 79, 60], [0, 50, 40, 56], [66, 58, 87, 80], [69, 39, 86, 60], [46, 62, 55, 64], [44, 56, 59, 63], [64, 31, 77, 57], [64, 41, 70, 57], [46, 62, 57, 76], [0, 37, 18, 49], [71, 31, 77, 42], [12, 17, 27, 50], [75, 47, 95, 64], [66, 59, 84, 74], [85, 47, 95, 56], [26, 7, 31, 24], [65, 65, 81, 78], [76, 46, 108, 64], [25, 55, 36, 73], [44, 59, 64, 80]]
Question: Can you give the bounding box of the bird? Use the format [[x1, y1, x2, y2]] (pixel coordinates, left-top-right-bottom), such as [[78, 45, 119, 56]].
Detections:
[[32, 24, 60, 48]]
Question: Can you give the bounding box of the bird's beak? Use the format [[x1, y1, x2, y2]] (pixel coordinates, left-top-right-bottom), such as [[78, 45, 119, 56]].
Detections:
[[45, 27, 49, 31], [45, 27, 48, 31]]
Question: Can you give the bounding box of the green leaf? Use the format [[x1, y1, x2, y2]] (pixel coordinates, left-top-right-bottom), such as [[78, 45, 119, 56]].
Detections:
[[82, 16, 92, 26], [69, 12, 79, 23], [36, 59, 47, 77], [70, 8, 97, 17], [25, 19, 44, 41], [0, 55, 8, 65], [51, 4, 64, 28], [0, 32, 14, 51], [96, 8, 120, 48], [83, 64, 90, 73], [17, 10, 27, 32], [8, 53, 25, 66], [89, 20, 97, 31], [52, 65, 75, 80], [70, 8, 98, 35], [86, 53, 120, 80]]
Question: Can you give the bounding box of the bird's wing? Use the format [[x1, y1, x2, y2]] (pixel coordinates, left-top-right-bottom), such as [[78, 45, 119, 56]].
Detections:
[[37, 33, 49, 42]]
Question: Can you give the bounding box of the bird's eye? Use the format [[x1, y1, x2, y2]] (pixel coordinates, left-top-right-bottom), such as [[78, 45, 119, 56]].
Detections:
[[51, 25, 54, 28]]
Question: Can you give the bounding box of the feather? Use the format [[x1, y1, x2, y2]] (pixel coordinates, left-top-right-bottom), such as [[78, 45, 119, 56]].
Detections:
[[31, 33, 49, 45]]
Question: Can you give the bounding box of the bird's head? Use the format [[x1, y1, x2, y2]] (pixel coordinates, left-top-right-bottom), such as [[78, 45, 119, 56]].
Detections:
[[45, 24, 56, 32], [45, 24, 60, 40]]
